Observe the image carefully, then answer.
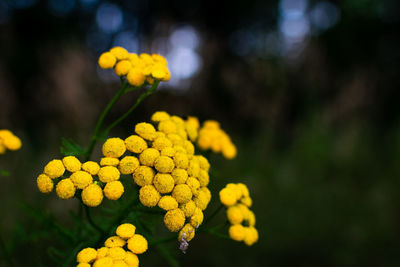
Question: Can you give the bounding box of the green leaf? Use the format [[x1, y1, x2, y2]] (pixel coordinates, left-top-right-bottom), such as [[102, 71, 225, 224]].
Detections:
[[60, 138, 86, 156]]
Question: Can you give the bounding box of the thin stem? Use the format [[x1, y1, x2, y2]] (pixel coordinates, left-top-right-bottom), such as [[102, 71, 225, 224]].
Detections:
[[203, 203, 224, 226], [103, 80, 160, 135]]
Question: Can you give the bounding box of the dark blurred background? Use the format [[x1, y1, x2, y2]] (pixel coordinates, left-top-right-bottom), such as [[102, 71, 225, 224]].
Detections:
[[1, 0, 400, 266]]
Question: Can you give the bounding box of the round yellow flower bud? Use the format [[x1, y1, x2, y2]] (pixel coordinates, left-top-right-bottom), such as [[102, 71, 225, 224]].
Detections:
[[197, 170, 209, 187], [112, 260, 128, 267], [160, 147, 176, 157], [186, 177, 200, 196], [154, 156, 175, 173], [151, 64, 168, 79], [56, 178, 76, 199], [139, 185, 161, 207], [185, 122, 198, 142], [93, 256, 113, 267], [166, 133, 183, 146], [100, 157, 120, 167], [139, 148, 160, 167], [243, 226, 258, 246], [152, 136, 172, 151], [227, 206, 244, 225], [62, 156, 81, 173], [98, 52, 117, 69], [82, 161, 101, 175], [241, 196, 252, 207], [97, 247, 109, 259], [104, 181, 124, 200], [70, 171, 93, 189], [125, 135, 147, 153], [133, 166, 154, 186], [180, 200, 196, 217], [190, 207, 204, 228], [195, 155, 210, 172], [127, 234, 148, 254], [118, 156, 139, 175], [173, 152, 189, 169], [77, 247, 97, 263], [172, 184, 192, 204], [82, 183, 103, 207], [124, 252, 139, 267], [200, 186, 211, 203], [44, 159, 65, 179], [164, 208, 185, 232], [153, 173, 175, 193], [219, 187, 237, 206], [152, 54, 167, 64], [135, 122, 156, 141], [98, 166, 120, 183], [187, 160, 200, 178], [114, 60, 132, 76], [154, 131, 166, 139], [158, 195, 179, 210], [151, 111, 170, 122], [247, 210, 256, 227], [4, 135, 22, 150], [237, 183, 250, 197], [116, 223, 136, 240], [37, 174, 53, 193], [226, 183, 242, 200], [222, 143, 237, 159], [102, 138, 126, 158], [126, 68, 145, 87], [193, 190, 210, 211], [229, 224, 246, 241], [183, 140, 194, 155], [110, 46, 128, 60], [158, 120, 177, 134], [107, 247, 126, 260], [178, 223, 195, 242], [171, 168, 188, 185], [105, 236, 126, 248]]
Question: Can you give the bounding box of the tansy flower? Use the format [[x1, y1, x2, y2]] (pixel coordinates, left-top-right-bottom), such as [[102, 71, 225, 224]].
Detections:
[[105, 236, 126, 248], [98, 52, 117, 69], [82, 161, 100, 175], [135, 122, 157, 141], [82, 183, 104, 207], [37, 174, 53, 193], [110, 46, 129, 60], [171, 168, 188, 184], [125, 135, 148, 154], [180, 200, 196, 217], [151, 111, 170, 122], [139, 185, 160, 207], [139, 148, 160, 167], [70, 171, 93, 189], [172, 184, 192, 204], [100, 157, 120, 167], [118, 156, 139, 175], [102, 138, 126, 158], [116, 223, 136, 240], [62, 156, 81, 173], [164, 208, 185, 232], [98, 166, 120, 183], [107, 247, 126, 260], [127, 234, 148, 254], [153, 173, 175, 194], [103, 181, 124, 200], [56, 178, 75, 199], [0, 129, 22, 152], [154, 156, 175, 173], [44, 159, 65, 179], [77, 248, 97, 263], [158, 195, 179, 211], [133, 166, 155, 186]]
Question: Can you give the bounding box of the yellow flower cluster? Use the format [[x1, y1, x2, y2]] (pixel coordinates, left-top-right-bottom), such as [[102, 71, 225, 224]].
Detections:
[[0, 129, 22, 154], [219, 183, 258, 246], [196, 120, 237, 159], [98, 46, 170, 87], [76, 223, 147, 267]]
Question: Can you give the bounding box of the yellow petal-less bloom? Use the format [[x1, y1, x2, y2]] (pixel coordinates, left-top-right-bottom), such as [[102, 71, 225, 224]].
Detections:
[[116, 223, 136, 240], [152, 136, 173, 151], [243, 226, 259, 246], [110, 46, 129, 60], [226, 206, 244, 225], [219, 187, 237, 206], [62, 156, 82, 173], [173, 152, 189, 169], [114, 60, 132, 76], [247, 210, 256, 227], [229, 224, 246, 241], [70, 171, 93, 189], [105, 236, 126, 248], [97, 247, 109, 259], [183, 140, 195, 155], [98, 52, 117, 69], [77, 248, 97, 263], [151, 111, 170, 122], [153, 173, 175, 194], [82, 183, 104, 207], [93, 256, 113, 267], [135, 122, 157, 141], [172, 184, 192, 204], [56, 178, 76, 199], [187, 160, 200, 178], [98, 166, 120, 183], [124, 135, 147, 154], [222, 143, 237, 159], [190, 207, 204, 228], [180, 200, 196, 217], [186, 177, 200, 196], [241, 196, 252, 207], [158, 195, 179, 210], [104, 181, 124, 200], [171, 168, 188, 185], [164, 208, 185, 232], [82, 161, 101, 175], [133, 166, 154, 186], [154, 156, 175, 173], [197, 169, 210, 187], [237, 183, 250, 198], [139, 148, 160, 167], [124, 252, 139, 267], [160, 147, 176, 157], [226, 183, 242, 200], [193, 190, 210, 211], [44, 159, 65, 179], [127, 234, 148, 254], [112, 260, 128, 267], [118, 156, 139, 175], [139, 185, 161, 207], [100, 157, 120, 167], [37, 174, 54, 193], [102, 138, 126, 158], [107, 247, 126, 260], [178, 223, 195, 242], [195, 155, 210, 172], [126, 68, 145, 87], [158, 120, 177, 134]]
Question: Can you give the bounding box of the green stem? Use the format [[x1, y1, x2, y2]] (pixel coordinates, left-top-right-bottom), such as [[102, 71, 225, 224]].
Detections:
[[203, 203, 224, 226]]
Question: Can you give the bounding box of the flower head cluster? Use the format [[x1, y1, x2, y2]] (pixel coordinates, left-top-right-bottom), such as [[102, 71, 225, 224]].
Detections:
[[196, 120, 237, 159], [98, 46, 170, 87], [219, 183, 258, 246], [76, 223, 147, 267], [0, 129, 22, 154]]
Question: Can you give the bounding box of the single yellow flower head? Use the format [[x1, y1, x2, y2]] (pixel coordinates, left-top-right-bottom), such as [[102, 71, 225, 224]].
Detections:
[[124, 252, 139, 267], [135, 122, 157, 141], [107, 247, 126, 260], [237, 183, 250, 198], [105, 236, 126, 248], [127, 234, 148, 254], [219, 187, 237, 206], [139, 185, 161, 207], [56, 178, 76, 199], [173, 152, 189, 169], [154, 131, 166, 139], [180, 200, 196, 217], [44, 159, 65, 179], [178, 223, 195, 242], [187, 160, 200, 178], [139, 148, 160, 167], [158, 120, 177, 135], [222, 142, 237, 159], [236, 203, 250, 220], [185, 122, 198, 142], [200, 186, 212, 203], [98, 166, 120, 183], [195, 155, 210, 172], [243, 226, 259, 246], [102, 138, 126, 158], [186, 177, 200, 196], [164, 208, 185, 232], [158, 195, 179, 210], [153, 173, 175, 194], [154, 156, 175, 173], [116, 223, 136, 240], [37, 174, 54, 193], [172, 184, 192, 204], [133, 166, 154, 186], [227, 206, 244, 225], [166, 133, 183, 146], [93, 256, 113, 267], [247, 210, 256, 227], [70, 171, 93, 189], [1, 134, 22, 150], [114, 60, 132, 76], [112, 259, 128, 267], [186, 116, 200, 129], [197, 170, 210, 187], [174, 145, 187, 155], [226, 183, 242, 200], [126, 68, 145, 87], [124, 135, 147, 154], [171, 115, 185, 125], [229, 224, 246, 242], [151, 111, 170, 122], [152, 136, 173, 151], [98, 52, 117, 69], [77, 247, 97, 263], [160, 147, 176, 157], [171, 168, 188, 184], [82, 161, 101, 175], [97, 247, 109, 259], [183, 140, 195, 155], [118, 156, 139, 175], [62, 156, 81, 173], [100, 157, 120, 167], [151, 64, 169, 79], [241, 196, 252, 207], [110, 46, 129, 60], [193, 189, 210, 211], [82, 183, 104, 207], [190, 207, 204, 228], [104, 181, 124, 200]]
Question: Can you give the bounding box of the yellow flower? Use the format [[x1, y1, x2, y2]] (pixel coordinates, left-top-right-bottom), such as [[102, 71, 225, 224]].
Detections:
[[110, 46, 129, 60], [93, 256, 113, 267], [124, 252, 139, 267], [107, 247, 126, 260], [219, 187, 237, 206], [166, 133, 183, 146], [97, 247, 109, 259], [127, 234, 148, 254], [197, 170, 209, 187], [160, 147, 176, 157], [104, 181, 124, 200], [183, 140, 194, 155], [243, 226, 258, 246], [226, 206, 244, 225], [118, 156, 139, 175], [82, 183, 103, 207], [171, 168, 188, 184], [185, 122, 198, 142], [114, 60, 132, 76], [195, 155, 210, 172], [105, 236, 126, 248], [125, 135, 148, 154], [222, 142, 237, 159], [152, 136, 172, 151], [151, 111, 170, 122], [82, 161, 101, 175], [44, 159, 65, 179], [154, 156, 175, 173], [102, 138, 126, 158], [247, 210, 256, 227], [241, 196, 252, 207], [98, 166, 120, 183], [139, 185, 161, 207], [172, 184, 192, 204], [62, 156, 81, 173], [0, 132, 22, 150], [135, 122, 157, 141], [37, 174, 53, 193], [179, 200, 196, 217], [116, 223, 136, 240], [164, 208, 185, 232], [173, 152, 189, 169], [186, 177, 200, 196], [139, 148, 160, 167], [178, 223, 195, 242], [193, 189, 210, 211], [70, 171, 93, 189], [56, 178, 76, 199], [190, 207, 204, 228], [153, 173, 175, 194], [133, 166, 154, 186], [77, 247, 97, 263], [158, 195, 179, 211], [112, 260, 128, 267], [158, 120, 177, 134], [126, 68, 145, 87], [98, 52, 117, 69], [100, 157, 120, 167], [228, 224, 246, 242]]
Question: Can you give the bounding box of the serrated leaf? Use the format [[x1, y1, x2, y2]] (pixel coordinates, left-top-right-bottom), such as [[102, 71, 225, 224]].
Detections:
[[60, 138, 86, 156]]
